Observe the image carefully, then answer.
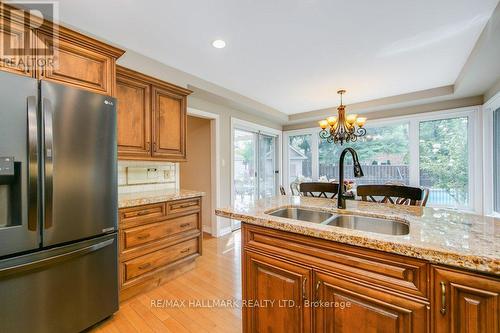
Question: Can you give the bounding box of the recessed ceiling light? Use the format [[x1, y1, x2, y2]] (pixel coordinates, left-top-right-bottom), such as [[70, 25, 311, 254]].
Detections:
[[212, 39, 226, 49]]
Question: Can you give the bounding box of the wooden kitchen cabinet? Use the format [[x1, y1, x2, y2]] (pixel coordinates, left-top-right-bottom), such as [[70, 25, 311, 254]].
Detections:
[[0, 4, 124, 94], [0, 17, 34, 77], [432, 266, 500, 333], [36, 29, 122, 96], [116, 68, 151, 158], [243, 224, 472, 333], [116, 66, 191, 161], [152, 86, 186, 159], [244, 250, 312, 333], [314, 271, 429, 332], [119, 197, 202, 301]]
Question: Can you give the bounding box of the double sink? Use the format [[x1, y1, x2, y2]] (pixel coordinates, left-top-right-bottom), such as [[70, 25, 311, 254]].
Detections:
[[267, 207, 409, 236]]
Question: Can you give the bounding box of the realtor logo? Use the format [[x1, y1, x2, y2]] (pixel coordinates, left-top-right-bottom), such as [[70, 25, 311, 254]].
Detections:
[[0, 1, 59, 71]]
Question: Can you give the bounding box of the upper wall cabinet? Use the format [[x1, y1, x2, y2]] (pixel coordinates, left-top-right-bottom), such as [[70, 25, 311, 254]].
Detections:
[[0, 17, 34, 77], [0, 4, 124, 95], [35, 28, 123, 96], [116, 66, 192, 162], [152, 86, 187, 160]]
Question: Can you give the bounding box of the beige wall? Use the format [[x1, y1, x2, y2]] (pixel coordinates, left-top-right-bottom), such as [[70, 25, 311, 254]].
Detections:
[[188, 97, 284, 234], [486, 78, 500, 102], [283, 96, 483, 131], [180, 116, 212, 232]]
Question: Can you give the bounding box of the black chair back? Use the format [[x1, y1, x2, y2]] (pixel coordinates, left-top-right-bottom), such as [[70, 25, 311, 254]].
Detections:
[[357, 185, 423, 206], [279, 186, 286, 195], [299, 182, 340, 199]]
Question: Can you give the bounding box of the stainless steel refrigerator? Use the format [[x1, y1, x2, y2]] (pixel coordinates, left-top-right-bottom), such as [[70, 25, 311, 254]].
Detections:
[[0, 71, 118, 332]]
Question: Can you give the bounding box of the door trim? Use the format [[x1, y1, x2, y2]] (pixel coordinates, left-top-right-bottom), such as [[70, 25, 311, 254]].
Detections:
[[187, 108, 221, 237], [230, 117, 282, 231]]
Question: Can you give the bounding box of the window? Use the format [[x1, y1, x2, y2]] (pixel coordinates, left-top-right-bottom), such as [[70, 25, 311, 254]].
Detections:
[[494, 108, 500, 213], [419, 117, 469, 208], [284, 107, 479, 211], [288, 134, 312, 182], [318, 122, 409, 185]]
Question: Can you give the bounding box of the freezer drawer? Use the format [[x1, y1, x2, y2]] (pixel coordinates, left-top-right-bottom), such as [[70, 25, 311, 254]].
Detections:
[[0, 233, 118, 333]]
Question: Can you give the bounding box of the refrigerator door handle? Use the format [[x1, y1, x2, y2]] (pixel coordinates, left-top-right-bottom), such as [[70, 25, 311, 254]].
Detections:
[[27, 96, 38, 231], [0, 238, 114, 277], [43, 97, 54, 229]]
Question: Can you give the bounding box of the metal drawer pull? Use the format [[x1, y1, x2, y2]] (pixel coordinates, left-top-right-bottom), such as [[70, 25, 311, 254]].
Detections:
[[138, 263, 151, 270], [181, 248, 190, 254], [315, 280, 321, 299], [136, 234, 150, 240], [440, 281, 446, 315], [302, 277, 308, 301], [137, 210, 151, 216], [180, 223, 191, 228]]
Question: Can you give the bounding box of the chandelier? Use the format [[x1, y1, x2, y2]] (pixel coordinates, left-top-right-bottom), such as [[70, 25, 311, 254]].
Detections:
[[318, 90, 367, 145]]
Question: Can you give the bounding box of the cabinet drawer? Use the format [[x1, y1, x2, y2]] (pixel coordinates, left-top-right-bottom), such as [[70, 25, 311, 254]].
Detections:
[[124, 238, 198, 281], [120, 203, 166, 228], [36, 31, 113, 95], [123, 213, 199, 249], [166, 198, 200, 215], [244, 224, 428, 298]]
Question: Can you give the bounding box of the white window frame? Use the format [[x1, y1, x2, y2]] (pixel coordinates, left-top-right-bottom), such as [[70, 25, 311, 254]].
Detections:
[[283, 128, 319, 185], [283, 106, 482, 213], [483, 92, 500, 216], [230, 117, 283, 206]]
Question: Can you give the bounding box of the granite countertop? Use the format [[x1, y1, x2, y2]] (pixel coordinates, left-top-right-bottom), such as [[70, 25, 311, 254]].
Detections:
[[118, 189, 205, 208], [215, 195, 500, 275]]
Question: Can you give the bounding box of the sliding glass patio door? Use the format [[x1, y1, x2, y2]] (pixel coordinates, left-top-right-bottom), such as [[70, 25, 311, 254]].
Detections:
[[233, 128, 279, 230]]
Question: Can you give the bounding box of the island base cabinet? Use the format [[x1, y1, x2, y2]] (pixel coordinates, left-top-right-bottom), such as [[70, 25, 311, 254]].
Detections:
[[432, 266, 500, 333], [243, 250, 312, 333], [313, 271, 429, 332]]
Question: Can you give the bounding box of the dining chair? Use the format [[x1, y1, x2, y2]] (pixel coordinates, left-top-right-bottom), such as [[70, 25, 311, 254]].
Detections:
[[418, 187, 430, 207], [299, 182, 340, 199], [357, 184, 424, 206], [279, 186, 286, 195], [289, 181, 301, 195]]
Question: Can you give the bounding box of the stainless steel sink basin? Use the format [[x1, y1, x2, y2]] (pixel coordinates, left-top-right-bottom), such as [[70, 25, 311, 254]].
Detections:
[[325, 215, 409, 235], [266, 208, 409, 236], [267, 208, 334, 224]]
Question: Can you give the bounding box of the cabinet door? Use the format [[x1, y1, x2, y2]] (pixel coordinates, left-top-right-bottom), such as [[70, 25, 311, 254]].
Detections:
[[116, 73, 151, 159], [432, 266, 500, 333], [152, 86, 186, 161], [36, 31, 114, 95], [244, 251, 312, 333], [314, 271, 429, 333], [0, 19, 34, 77]]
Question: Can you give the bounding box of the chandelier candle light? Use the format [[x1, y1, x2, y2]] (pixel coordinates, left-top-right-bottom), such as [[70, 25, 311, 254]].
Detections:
[[318, 90, 367, 145]]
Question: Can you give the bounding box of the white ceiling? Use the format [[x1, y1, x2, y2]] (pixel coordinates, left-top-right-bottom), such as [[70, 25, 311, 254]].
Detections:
[[54, 0, 498, 114]]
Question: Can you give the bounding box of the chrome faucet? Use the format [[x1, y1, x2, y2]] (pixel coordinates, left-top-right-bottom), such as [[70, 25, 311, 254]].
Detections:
[[337, 148, 364, 209]]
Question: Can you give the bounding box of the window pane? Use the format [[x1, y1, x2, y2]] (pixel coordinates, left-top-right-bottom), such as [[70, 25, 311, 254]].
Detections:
[[233, 129, 257, 209], [419, 117, 469, 208], [288, 134, 312, 182], [318, 123, 410, 185], [494, 108, 500, 213], [258, 134, 277, 198]]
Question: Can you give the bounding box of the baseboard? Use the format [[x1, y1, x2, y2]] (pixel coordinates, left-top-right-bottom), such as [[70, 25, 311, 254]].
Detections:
[[216, 226, 233, 237], [202, 225, 212, 235]]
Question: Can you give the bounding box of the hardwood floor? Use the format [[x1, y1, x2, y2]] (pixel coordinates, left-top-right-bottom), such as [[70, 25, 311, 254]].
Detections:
[[90, 231, 242, 333]]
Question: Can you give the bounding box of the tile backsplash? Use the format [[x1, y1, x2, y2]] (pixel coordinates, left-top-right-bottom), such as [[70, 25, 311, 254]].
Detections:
[[118, 160, 179, 194]]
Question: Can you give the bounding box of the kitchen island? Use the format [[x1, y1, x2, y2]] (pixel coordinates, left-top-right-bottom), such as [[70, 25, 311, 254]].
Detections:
[[216, 195, 500, 332]]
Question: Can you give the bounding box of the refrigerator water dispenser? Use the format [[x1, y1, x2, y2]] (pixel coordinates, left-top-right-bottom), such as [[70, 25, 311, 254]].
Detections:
[[0, 157, 21, 228]]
